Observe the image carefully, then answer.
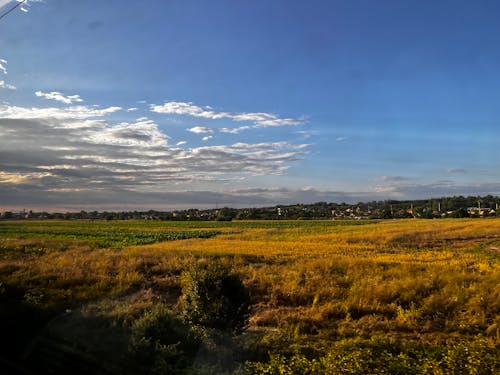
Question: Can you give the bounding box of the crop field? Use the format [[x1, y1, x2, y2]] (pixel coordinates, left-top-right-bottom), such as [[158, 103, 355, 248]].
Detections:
[[0, 218, 499, 374]]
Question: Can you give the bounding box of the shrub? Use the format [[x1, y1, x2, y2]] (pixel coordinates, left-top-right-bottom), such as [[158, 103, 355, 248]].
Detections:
[[443, 338, 499, 374], [245, 338, 499, 375], [180, 263, 250, 333], [130, 303, 201, 373]]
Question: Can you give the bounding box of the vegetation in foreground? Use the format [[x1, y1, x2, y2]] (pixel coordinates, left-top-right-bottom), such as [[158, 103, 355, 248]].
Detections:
[[0, 219, 498, 374]]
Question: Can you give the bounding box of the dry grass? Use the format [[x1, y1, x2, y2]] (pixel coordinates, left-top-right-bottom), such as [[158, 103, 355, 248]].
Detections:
[[1, 218, 499, 373]]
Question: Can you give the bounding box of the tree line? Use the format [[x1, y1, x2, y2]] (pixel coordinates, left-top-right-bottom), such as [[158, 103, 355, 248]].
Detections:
[[1, 195, 499, 221]]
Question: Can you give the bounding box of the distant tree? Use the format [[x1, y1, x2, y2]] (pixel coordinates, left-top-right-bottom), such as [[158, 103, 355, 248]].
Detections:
[[216, 207, 235, 221], [393, 209, 413, 219], [449, 208, 469, 218], [421, 209, 436, 219], [380, 209, 393, 219]]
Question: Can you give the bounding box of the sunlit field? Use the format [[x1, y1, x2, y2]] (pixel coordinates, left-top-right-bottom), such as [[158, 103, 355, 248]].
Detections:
[[1, 219, 498, 374]]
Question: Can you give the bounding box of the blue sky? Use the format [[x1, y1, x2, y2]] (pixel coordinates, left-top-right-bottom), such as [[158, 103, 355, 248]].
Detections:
[[1, 0, 499, 210]]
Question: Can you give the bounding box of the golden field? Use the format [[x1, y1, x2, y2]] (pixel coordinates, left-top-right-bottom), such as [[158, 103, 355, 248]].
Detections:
[[0, 218, 498, 374]]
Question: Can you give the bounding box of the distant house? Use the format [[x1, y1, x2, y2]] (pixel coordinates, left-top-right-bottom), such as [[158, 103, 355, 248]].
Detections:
[[467, 207, 495, 216]]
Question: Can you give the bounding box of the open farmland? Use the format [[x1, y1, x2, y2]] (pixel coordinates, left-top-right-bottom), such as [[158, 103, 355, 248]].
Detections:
[[0, 219, 499, 374]]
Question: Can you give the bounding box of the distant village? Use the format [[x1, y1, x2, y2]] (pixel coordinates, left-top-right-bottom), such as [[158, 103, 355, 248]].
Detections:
[[1, 195, 499, 221]]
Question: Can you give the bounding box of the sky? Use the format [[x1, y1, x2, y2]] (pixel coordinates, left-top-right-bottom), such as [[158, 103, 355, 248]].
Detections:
[[1, 0, 500, 211]]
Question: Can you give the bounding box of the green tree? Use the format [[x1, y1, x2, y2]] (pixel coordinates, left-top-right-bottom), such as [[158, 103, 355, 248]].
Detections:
[[216, 207, 235, 221], [449, 208, 469, 218]]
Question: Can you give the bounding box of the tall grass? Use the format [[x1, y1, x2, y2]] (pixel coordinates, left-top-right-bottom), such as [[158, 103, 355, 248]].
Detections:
[[0, 218, 498, 373]]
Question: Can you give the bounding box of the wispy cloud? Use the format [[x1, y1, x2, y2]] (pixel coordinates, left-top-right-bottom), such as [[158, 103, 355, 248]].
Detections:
[[0, 59, 16, 89], [0, 104, 121, 121], [202, 135, 213, 141], [0, 171, 52, 184], [0, 80, 16, 90], [219, 126, 250, 134], [294, 130, 320, 139], [447, 168, 466, 174], [372, 181, 500, 199], [151, 101, 305, 128], [0, 58, 7, 75], [187, 126, 213, 134], [373, 175, 411, 183], [253, 118, 306, 127], [35, 91, 84, 104]]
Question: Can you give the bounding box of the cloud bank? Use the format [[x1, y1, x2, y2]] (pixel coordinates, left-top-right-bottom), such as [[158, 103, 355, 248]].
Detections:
[[0, 97, 309, 210]]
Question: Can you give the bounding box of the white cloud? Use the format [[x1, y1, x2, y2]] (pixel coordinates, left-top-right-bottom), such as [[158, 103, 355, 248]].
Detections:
[[151, 101, 219, 118], [84, 118, 169, 148], [0, 104, 121, 121], [187, 126, 213, 134], [37, 164, 77, 170], [336, 136, 348, 142], [176, 141, 187, 146], [0, 80, 16, 90], [231, 112, 277, 122], [151, 101, 305, 128], [219, 126, 250, 134], [254, 118, 305, 127], [202, 135, 213, 141], [0, 59, 17, 89], [0, 171, 52, 184], [35, 90, 84, 104], [0, 58, 7, 75]]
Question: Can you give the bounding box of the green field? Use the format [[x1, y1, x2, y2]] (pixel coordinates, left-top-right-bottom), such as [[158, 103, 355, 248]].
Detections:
[[0, 221, 223, 247], [0, 219, 498, 374]]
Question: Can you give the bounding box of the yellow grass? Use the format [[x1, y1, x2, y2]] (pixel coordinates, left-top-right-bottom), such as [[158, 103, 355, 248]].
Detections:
[[1, 218, 499, 352]]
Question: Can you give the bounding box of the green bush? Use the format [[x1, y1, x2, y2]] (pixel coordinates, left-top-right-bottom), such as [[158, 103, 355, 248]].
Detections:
[[130, 303, 202, 373], [443, 338, 499, 374], [180, 263, 250, 333], [245, 337, 499, 375]]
